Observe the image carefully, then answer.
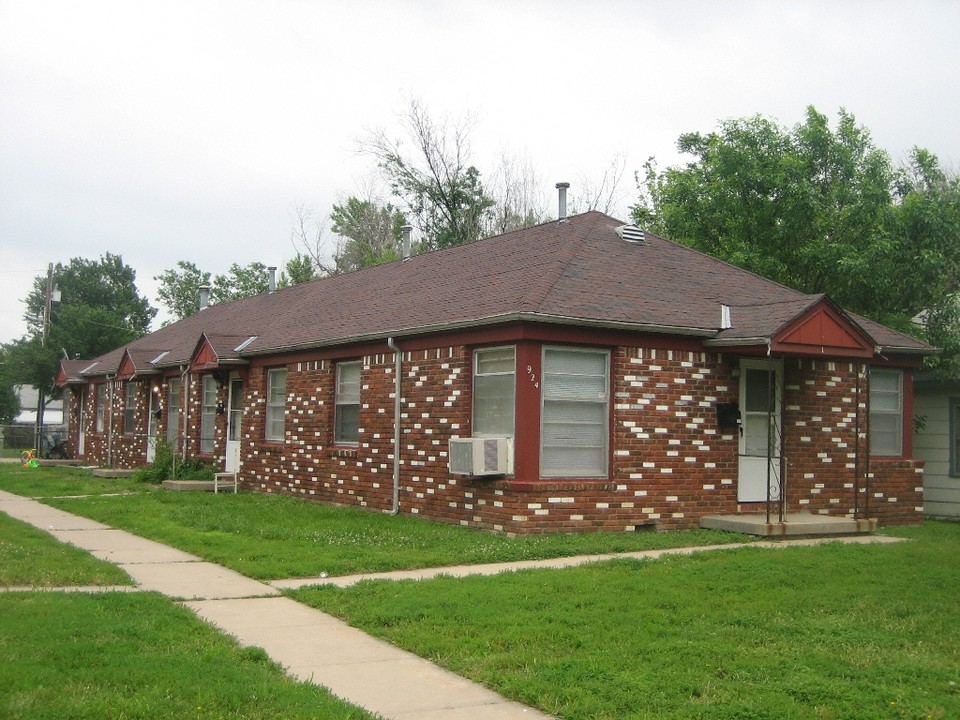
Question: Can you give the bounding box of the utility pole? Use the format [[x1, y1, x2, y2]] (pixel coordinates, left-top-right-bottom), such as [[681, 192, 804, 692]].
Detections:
[[34, 263, 54, 455]]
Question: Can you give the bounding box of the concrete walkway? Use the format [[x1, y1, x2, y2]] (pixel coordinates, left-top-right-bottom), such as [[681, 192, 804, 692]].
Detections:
[[0, 489, 905, 719]]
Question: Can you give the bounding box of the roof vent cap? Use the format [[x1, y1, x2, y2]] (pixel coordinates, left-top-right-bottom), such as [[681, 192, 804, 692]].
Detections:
[[615, 224, 645, 244]]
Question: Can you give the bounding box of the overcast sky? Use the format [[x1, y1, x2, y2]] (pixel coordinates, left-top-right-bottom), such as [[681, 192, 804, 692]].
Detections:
[[1, 0, 958, 347]]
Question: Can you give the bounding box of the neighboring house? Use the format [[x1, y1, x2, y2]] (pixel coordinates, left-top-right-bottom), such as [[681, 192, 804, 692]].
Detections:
[[12, 385, 64, 427], [913, 377, 960, 519], [56, 211, 931, 533]]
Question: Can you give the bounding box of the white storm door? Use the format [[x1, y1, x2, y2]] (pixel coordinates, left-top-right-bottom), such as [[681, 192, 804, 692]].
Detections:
[[78, 390, 86, 456], [146, 390, 158, 464], [225, 377, 243, 473], [738, 360, 783, 502]]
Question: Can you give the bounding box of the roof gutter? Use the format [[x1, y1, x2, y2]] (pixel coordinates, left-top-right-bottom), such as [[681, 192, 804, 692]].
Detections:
[[238, 312, 717, 358]]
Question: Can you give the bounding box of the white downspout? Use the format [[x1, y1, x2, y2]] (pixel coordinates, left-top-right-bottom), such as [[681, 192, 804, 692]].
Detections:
[[386, 337, 402, 515]]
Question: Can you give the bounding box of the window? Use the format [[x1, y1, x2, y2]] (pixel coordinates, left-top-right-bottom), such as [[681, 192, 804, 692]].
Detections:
[[266, 368, 287, 442], [124, 383, 137, 434], [96, 384, 107, 433], [167, 378, 181, 444], [200, 375, 217, 454], [870, 368, 903, 457], [950, 398, 960, 477], [540, 347, 610, 478], [473, 347, 515, 437], [335, 361, 361, 445]]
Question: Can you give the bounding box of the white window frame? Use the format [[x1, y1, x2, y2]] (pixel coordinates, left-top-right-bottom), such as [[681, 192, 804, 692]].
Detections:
[[335, 361, 362, 445], [167, 378, 181, 444], [870, 368, 903, 457], [265, 368, 287, 442], [540, 346, 610, 478], [473, 346, 516, 438], [124, 382, 137, 434], [200, 375, 217, 454]]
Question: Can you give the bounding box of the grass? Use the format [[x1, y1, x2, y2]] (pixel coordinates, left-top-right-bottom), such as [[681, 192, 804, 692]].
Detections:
[[291, 522, 960, 720], [0, 465, 753, 580], [0, 512, 132, 587], [0, 592, 376, 720], [0, 462, 145, 496]]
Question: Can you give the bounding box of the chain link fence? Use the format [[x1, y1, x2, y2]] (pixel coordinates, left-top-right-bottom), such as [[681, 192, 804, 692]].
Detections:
[[0, 424, 68, 458]]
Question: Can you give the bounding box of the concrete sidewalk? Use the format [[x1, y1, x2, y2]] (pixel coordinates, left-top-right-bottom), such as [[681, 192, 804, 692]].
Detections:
[[0, 489, 905, 719], [0, 489, 554, 719]]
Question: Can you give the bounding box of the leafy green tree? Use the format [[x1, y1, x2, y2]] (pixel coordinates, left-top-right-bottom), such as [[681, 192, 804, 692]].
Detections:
[[278, 253, 316, 286], [0, 344, 21, 424], [156, 260, 284, 319], [154, 261, 212, 321], [7, 254, 156, 414], [330, 196, 406, 272], [212, 262, 272, 303], [634, 107, 960, 371], [362, 99, 494, 251]]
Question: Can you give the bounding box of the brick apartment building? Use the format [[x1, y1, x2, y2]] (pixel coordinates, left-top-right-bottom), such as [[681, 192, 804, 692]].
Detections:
[[56, 211, 930, 533]]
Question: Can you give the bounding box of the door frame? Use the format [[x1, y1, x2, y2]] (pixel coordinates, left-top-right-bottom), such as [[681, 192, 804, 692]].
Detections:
[[146, 387, 158, 464], [225, 374, 243, 473], [737, 358, 784, 503]]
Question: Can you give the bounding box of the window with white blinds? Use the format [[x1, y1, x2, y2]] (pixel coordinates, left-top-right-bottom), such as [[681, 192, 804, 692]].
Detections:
[[540, 347, 609, 477], [200, 375, 217, 453], [870, 368, 903, 457], [473, 346, 515, 437], [266, 368, 287, 442]]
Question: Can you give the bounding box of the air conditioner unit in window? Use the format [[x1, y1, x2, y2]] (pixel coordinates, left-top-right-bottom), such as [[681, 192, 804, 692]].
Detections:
[[448, 437, 513, 476]]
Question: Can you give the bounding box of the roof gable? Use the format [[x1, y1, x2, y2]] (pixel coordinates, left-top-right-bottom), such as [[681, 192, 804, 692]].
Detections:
[[771, 299, 874, 358]]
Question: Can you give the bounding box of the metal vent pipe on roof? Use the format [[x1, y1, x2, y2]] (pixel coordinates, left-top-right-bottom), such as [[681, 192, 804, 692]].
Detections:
[[556, 182, 570, 222], [267, 266, 277, 293], [401, 224, 413, 260], [199, 284, 211, 310]]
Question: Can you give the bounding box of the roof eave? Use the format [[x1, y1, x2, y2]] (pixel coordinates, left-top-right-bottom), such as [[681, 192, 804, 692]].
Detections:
[[240, 312, 717, 357]]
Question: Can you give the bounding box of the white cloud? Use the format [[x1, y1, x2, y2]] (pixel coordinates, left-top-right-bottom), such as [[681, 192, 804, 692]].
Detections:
[[2, 0, 958, 345]]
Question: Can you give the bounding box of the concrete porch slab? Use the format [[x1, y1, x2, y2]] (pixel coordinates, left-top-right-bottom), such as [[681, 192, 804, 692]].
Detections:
[[700, 512, 877, 537], [161, 480, 217, 492], [92, 468, 136, 478]]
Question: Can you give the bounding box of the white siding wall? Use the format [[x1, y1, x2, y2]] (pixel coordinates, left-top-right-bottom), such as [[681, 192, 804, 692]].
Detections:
[[913, 387, 960, 519]]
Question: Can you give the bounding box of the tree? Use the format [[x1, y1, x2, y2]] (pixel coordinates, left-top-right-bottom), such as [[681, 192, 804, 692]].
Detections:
[[361, 99, 495, 251], [212, 262, 272, 303], [155, 261, 212, 321], [0, 344, 21, 424], [7, 254, 156, 425], [278, 253, 316, 286], [633, 107, 938, 325], [329, 196, 406, 272], [155, 260, 281, 321], [484, 150, 549, 236]]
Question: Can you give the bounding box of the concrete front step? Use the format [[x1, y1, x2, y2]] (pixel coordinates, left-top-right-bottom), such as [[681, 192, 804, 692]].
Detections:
[[700, 512, 877, 537], [91, 468, 137, 478], [162, 479, 217, 492]]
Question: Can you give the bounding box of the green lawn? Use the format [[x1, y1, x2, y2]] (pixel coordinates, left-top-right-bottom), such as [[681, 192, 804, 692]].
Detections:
[[291, 522, 960, 720], [0, 466, 752, 580], [0, 512, 132, 587], [0, 592, 376, 720], [0, 463, 145, 497]]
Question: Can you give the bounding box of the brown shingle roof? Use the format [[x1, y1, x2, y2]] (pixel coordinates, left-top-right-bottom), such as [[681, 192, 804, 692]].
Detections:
[[74, 211, 931, 376]]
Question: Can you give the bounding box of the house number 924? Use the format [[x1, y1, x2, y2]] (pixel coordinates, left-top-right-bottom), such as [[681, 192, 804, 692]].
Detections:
[[527, 365, 539, 389]]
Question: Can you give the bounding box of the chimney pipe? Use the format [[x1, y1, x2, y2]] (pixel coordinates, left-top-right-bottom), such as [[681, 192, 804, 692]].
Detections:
[[199, 284, 211, 311], [267, 266, 277, 293], [401, 224, 413, 260], [556, 182, 570, 222]]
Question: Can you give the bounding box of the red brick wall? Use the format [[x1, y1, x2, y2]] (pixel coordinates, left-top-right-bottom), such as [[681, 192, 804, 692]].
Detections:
[[62, 340, 923, 531]]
